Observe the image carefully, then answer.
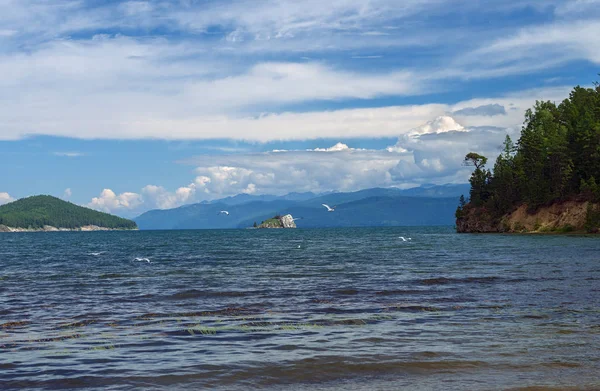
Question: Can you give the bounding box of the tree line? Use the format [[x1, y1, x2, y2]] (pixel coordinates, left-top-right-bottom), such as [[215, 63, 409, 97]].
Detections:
[[457, 79, 600, 220]]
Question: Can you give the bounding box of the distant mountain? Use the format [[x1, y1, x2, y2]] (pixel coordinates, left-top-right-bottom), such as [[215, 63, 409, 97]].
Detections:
[[0, 195, 137, 230], [134, 184, 466, 230], [208, 193, 279, 206], [398, 183, 471, 198], [207, 191, 318, 206]]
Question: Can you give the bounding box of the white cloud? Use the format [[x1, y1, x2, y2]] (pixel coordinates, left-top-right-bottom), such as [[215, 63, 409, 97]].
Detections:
[[87, 184, 200, 214], [0, 0, 593, 143], [405, 115, 465, 137], [63, 188, 72, 199], [452, 20, 600, 78], [81, 82, 575, 214], [312, 142, 351, 152], [182, 120, 496, 199], [0, 192, 15, 205], [141, 184, 197, 210], [88, 189, 143, 213], [0, 30, 570, 145]]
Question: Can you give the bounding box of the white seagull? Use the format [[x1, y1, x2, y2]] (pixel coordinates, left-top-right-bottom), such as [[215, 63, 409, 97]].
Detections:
[[218, 210, 230, 215], [398, 237, 412, 242], [322, 204, 336, 212], [134, 257, 151, 263]]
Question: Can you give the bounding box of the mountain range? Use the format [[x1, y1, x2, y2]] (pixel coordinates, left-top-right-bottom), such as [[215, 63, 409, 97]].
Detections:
[[134, 184, 469, 230]]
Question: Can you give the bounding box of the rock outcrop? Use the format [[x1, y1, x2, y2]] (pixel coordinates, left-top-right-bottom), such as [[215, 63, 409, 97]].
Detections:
[[279, 214, 297, 228], [457, 200, 598, 233]]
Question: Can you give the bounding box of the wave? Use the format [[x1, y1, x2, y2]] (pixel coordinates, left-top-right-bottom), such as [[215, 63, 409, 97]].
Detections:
[[413, 276, 535, 286], [0, 357, 490, 389], [166, 289, 261, 300]]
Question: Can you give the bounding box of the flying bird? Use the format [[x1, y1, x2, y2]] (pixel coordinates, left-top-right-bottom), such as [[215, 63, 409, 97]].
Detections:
[[398, 237, 412, 242], [134, 257, 151, 263], [218, 210, 230, 215], [322, 204, 336, 212]]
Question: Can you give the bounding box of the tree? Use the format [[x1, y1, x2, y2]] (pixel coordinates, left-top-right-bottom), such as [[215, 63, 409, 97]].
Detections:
[[464, 153, 488, 169], [464, 153, 491, 207], [490, 135, 517, 214], [455, 195, 467, 219]]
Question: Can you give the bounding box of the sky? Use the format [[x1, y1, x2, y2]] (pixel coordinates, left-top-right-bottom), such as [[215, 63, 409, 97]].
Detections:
[[1, 0, 599, 217]]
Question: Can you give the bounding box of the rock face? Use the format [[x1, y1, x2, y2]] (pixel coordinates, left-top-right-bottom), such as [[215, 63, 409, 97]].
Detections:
[[280, 214, 297, 228], [258, 214, 297, 229], [456, 207, 503, 233], [457, 200, 597, 233]]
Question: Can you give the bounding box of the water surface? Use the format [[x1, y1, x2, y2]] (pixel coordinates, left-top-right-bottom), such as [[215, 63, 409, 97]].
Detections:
[[1, 227, 599, 390]]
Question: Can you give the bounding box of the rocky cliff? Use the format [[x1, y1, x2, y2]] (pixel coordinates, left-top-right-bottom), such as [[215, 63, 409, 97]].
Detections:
[[457, 200, 599, 233]]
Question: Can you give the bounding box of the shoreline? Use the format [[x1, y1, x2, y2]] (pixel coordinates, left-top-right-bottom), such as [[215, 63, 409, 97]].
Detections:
[[0, 224, 138, 233]]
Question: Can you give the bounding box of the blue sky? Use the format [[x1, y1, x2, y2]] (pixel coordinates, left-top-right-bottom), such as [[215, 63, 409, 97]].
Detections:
[[1, 0, 599, 216]]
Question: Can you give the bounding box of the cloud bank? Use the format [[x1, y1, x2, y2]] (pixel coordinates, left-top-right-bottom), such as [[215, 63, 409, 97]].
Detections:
[[0, 1, 597, 142], [89, 112, 519, 215]]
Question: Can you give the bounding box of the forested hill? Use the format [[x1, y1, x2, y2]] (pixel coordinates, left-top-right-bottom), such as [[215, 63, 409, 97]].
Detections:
[[0, 195, 137, 230], [456, 80, 600, 233]]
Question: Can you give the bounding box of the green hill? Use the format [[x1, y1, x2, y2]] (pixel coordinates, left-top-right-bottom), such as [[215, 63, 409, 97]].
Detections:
[[0, 195, 137, 230]]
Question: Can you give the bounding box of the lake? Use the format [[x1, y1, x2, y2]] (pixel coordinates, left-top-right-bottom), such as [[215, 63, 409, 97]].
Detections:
[[1, 227, 599, 390]]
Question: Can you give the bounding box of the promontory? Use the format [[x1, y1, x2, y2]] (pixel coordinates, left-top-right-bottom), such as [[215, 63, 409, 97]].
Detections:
[[456, 81, 600, 234], [0, 195, 137, 232]]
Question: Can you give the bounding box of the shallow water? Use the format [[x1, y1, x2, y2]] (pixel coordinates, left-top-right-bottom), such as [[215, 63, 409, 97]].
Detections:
[[1, 227, 599, 390]]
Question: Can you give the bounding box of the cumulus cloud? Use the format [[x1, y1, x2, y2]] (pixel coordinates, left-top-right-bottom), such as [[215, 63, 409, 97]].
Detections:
[[406, 116, 465, 136], [312, 142, 352, 152], [84, 98, 548, 215], [88, 189, 143, 213], [0, 192, 15, 205], [141, 184, 197, 210], [181, 114, 506, 199], [63, 188, 72, 199], [87, 184, 199, 214]]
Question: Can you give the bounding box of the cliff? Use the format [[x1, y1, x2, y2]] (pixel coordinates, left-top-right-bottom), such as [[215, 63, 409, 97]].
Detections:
[[457, 200, 599, 233], [258, 214, 297, 229]]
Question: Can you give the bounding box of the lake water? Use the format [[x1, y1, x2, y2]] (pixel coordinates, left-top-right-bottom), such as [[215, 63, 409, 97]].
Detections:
[[1, 227, 599, 390]]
